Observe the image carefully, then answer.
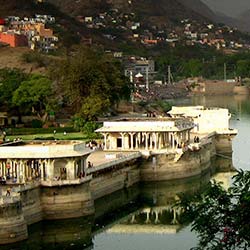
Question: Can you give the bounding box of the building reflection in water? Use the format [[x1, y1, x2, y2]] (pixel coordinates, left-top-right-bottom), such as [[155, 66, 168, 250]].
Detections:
[[1, 157, 235, 250]]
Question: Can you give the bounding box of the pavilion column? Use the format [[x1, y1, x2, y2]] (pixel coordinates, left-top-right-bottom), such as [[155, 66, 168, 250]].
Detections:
[[150, 133, 153, 149], [38, 159, 42, 178], [21, 161, 25, 180], [8, 161, 11, 177], [176, 133, 179, 147], [171, 133, 175, 149], [188, 130, 190, 142], [43, 161, 47, 181], [10, 161, 12, 178], [40, 161, 44, 181], [163, 133, 166, 148], [30, 160, 34, 179], [121, 133, 125, 150], [66, 158, 76, 180], [135, 133, 139, 149], [168, 132, 171, 145], [145, 133, 149, 150], [2, 162, 4, 176], [0, 162, 3, 176], [124, 133, 130, 150], [145, 210, 150, 223], [3, 161, 6, 177], [17, 161, 20, 182], [154, 133, 157, 150], [172, 207, 177, 224], [46, 159, 55, 181], [102, 133, 108, 150], [159, 133, 162, 149], [131, 215, 136, 223], [19, 160, 23, 183], [129, 133, 135, 150], [25, 162, 29, 181], [12, 160, 16, 178], [154, 210, 159, 224], [29, 162, 33, 179], [0, 162, 1, 176], [81, 159, 84, 173], [15, 160, 19, 181]]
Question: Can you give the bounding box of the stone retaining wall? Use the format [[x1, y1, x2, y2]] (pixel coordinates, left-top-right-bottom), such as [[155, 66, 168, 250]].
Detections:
[[0, 199, 28, 244]]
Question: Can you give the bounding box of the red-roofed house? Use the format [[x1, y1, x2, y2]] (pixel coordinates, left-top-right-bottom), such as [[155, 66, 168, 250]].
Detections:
[[0, 32, 28, 47]]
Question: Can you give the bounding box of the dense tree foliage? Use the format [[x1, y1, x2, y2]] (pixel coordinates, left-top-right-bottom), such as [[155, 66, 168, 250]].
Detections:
[[179, 170, 250, 250], [155, 45, 250, 80], [12, 74, 53, 121], [0, 68, 28, 109], [51, 47, 131, 120]]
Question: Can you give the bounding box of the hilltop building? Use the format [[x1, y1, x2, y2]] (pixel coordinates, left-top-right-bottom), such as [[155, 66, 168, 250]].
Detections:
[[0, 32, 28, 47], [0, 15, 58, 51], [124, 58, 155, 87]]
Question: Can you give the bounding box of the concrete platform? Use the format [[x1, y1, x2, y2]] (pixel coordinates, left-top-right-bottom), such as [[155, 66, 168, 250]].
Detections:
[[87, 150, 141, 168]]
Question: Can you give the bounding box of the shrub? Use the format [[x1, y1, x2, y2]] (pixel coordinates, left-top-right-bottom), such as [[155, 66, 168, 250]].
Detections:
[[31, 119, 43, 128]]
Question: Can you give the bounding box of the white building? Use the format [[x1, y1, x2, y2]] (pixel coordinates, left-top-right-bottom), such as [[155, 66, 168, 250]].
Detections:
[[168, 106, 231, 133], [96, 118, 194, 153], [0, 141, 91, 184]]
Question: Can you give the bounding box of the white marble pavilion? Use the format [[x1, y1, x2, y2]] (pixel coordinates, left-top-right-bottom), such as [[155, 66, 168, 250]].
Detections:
[[0, 141, 91, 184], [96, 118, 194, 152]]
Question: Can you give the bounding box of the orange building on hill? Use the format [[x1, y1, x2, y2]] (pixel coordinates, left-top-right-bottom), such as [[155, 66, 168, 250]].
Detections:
[[0, 32, 28, 47]]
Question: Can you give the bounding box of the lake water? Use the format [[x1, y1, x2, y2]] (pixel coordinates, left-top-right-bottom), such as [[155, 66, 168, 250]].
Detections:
[[1, 95, 249, 250]]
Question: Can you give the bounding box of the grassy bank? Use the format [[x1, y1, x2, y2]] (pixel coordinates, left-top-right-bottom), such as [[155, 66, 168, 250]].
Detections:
[[6, 132, 87, 141]]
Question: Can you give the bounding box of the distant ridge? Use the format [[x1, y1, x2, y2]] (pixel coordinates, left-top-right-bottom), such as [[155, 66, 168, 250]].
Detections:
[[46, 0, 211, 27]]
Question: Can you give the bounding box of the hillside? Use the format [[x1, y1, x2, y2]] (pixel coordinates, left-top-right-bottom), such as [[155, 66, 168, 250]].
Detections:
[[1, 0, 250, 57], [179, 0, 217, 20], [238, 9, 250, 28], [47, 0, 210, 27], [0, 0, 50, 17]]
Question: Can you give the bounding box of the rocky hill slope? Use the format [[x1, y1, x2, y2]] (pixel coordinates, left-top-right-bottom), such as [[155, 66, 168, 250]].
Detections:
[[47, 0, 210, 27]]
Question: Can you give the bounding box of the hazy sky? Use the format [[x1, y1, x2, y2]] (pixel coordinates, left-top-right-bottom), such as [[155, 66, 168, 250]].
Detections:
[[202, 0, 250, 17]]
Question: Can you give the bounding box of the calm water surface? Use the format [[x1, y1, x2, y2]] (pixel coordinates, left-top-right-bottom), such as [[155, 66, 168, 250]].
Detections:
[[2, 95, 250, 250]]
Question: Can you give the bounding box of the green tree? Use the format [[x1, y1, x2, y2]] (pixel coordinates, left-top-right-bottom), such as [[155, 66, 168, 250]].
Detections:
[[184, 59, 203, 77], [179, 170, 250, 250], [236, 60, 250, 78], [0, 68, 27, 108], [12, 74, 53, 121], [51, 46, 131, 120]]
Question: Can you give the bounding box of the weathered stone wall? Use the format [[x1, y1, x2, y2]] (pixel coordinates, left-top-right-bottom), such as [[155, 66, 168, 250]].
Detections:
[[20, 186, 42, 225], [233, 86, 250, 95], [0, 200, 28, 244], [41, 181, 94, 220], [140, 141, 216, 182], [215, 133, 234, 155], [192, 81, 236, 95], [90, 165, 140, 200]]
